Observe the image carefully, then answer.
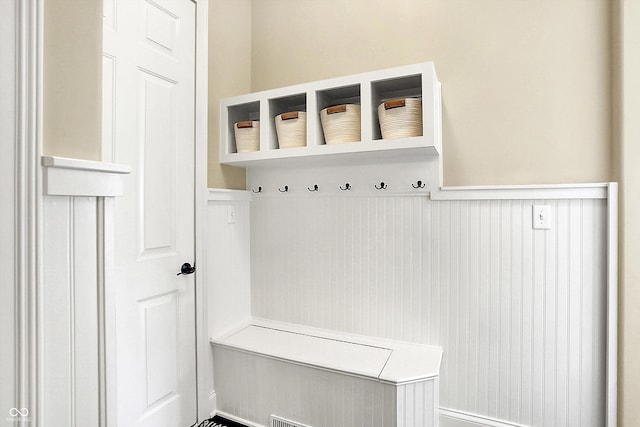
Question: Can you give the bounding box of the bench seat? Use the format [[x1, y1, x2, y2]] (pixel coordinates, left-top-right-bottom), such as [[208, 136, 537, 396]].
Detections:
[[210, 319, 442, 427]]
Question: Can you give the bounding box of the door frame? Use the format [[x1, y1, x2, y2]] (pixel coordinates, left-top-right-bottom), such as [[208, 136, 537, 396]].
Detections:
[[9, 0, 44, 424], [10, 0, 210, 425], [193, 0, 213, 422]]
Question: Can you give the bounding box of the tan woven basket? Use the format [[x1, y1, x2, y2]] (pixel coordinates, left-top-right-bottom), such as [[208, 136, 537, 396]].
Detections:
[[377, 98, 423, 139], [320, 104, 361, 145], [234, 121, 260, 153], [275, 111, 307, 149]]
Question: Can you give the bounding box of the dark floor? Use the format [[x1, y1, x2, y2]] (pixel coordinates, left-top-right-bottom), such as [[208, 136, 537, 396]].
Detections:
[[197, 415, 248, 427]]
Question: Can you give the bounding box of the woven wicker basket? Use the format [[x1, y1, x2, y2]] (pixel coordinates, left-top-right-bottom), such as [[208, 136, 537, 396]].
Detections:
[[234, 121, 260, 153], [377, 98, 423, 139], [320, 104, 361, 145], [275, 111, 306, 149]]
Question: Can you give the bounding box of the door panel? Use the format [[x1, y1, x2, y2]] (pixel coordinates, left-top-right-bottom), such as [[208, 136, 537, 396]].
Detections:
[[139, 70, 177, 255], [104, 0, 196, 426], [140, 292, 178, 407]]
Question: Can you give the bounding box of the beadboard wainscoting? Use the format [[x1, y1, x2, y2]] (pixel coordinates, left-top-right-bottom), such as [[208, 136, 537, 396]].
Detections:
[[41, 157, 128, 427], [249, 188, 612, 427], [205, 189, 253, 414], [206, 190, 253, 342]]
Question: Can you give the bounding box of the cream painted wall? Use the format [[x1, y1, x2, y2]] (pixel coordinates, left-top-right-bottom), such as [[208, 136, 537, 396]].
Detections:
[[207, 0, 250, 189], [250, 0, 611, 186], [43, 0, 102, 161]]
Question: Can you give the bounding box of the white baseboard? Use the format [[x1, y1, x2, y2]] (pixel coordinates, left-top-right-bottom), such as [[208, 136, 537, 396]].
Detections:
[[439, 408, 528, 427], [214, 409, 526, 427], [215, 410, 265, 427], [208, 390, 217, 417]]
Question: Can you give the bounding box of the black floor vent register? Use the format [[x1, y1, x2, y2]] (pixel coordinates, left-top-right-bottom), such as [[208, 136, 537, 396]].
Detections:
[[197, 415, 248, 427]]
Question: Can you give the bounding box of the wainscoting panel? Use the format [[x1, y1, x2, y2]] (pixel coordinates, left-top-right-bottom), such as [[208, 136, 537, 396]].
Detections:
[[40, 157, 128, 427], [204, 190, 253, 417], [251, 195, 608, 427], [42, 196, 100, 427], [206, 192, 252, 339], [397, 379, 439, 427]]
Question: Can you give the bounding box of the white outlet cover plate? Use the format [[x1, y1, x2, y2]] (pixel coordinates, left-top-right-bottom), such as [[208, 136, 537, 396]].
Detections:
[[532, 205, 551, 229], [227, 205, 236, 224]]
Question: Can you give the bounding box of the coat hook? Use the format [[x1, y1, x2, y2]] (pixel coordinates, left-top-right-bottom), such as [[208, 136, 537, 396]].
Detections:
[[339, 183, 351, 191], [412, 180, 425, 189], [374, 182, 388, 190], [278, 185, 289, 193], [251, 186, 262, 193], [307, 184, 319, 192]]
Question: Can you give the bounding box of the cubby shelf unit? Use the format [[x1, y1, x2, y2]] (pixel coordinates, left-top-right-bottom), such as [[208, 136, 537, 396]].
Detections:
[[220, 62, 442, 168]]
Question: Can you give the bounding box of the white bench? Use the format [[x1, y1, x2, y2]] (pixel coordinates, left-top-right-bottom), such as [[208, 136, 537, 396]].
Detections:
[[211, 319, 442, 427]]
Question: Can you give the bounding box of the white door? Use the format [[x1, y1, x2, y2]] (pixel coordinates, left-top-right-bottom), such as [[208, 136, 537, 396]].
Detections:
[[103, 1, 197, 426]]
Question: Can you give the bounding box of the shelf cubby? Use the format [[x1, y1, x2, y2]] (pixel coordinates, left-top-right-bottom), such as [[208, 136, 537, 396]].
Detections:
[[268, 93, 307, 150], [315, 84, 361, 146], [370, 74, 422, 141], [226, 101, 260, 154]]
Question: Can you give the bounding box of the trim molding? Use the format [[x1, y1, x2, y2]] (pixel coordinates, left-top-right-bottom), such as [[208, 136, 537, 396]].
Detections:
[[215, 410, 264, 427], [439, 408, 528, 427], [195, 0, 213, 422], [606, 183, 618, 427], [42, 156, 130, 197], [41, 156, 130, 174], [431, 183, 610, 200], [207, 188, 252, 202], [14, 0, 43, 424]]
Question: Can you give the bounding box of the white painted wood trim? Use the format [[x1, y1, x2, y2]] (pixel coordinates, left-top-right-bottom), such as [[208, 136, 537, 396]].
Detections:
[[102, 197, 118, 427], [195, 0, 212, 422], [606, 182, 618, 427], [439, 407, 528, 427], [431, 183, 609, 200], [208, 391, 217, 417], [211, 319, 442, 385], [208, 188, 252, 201], [12, 0, 44, 424], [41, 155, 131, 173], [97, 198, 107, 427], [42, 156, 130, 197], [248, 191, 430, 200], [215, 410, 264, 427]]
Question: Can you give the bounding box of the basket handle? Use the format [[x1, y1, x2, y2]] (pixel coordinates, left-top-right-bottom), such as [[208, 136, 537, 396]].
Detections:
[[236, 121, 254, 129], [280, 111, 299, 120], [384, 99, 406, 110], [326, 105, 347, 115]]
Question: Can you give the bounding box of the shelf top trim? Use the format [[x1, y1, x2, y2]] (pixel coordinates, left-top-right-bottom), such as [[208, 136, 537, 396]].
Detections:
[[220, 62, 437, 106]]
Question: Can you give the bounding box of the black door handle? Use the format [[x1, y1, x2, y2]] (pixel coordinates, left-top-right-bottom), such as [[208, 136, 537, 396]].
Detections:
[[177, 262, 195, 276]]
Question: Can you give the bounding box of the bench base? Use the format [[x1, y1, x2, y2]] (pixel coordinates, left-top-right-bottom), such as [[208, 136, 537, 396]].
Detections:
[[212, 320, 440, 427], [213, 345, 439, 427]]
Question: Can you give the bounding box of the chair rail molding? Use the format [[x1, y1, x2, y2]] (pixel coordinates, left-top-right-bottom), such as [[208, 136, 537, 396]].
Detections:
[[42, 156, 131, 197]]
